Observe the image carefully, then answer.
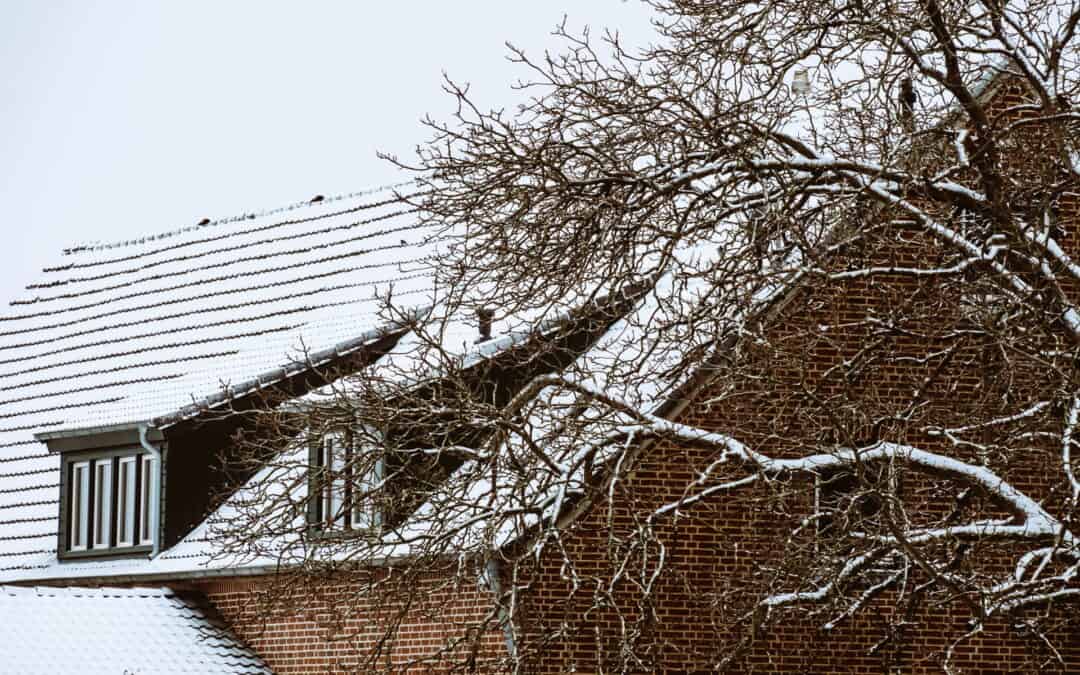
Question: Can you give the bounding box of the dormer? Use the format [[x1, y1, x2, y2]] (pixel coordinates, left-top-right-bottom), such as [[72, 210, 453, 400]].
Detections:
[[36, 424, 163, 560]]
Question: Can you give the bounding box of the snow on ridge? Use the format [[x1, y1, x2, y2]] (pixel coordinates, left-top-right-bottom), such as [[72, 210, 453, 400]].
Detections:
[[62, 180, 417, 256]]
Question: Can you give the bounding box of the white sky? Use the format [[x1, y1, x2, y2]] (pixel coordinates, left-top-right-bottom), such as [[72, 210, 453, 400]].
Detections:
[[0, 1, 656, 305]]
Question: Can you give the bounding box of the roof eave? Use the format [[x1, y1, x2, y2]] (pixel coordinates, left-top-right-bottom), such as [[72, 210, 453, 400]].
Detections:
[[153, 307, 429, 430], [35, 422, 164, 453]]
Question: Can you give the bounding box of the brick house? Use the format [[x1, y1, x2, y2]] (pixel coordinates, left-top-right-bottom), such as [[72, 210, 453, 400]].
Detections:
[[0, 73, 1078, 674]]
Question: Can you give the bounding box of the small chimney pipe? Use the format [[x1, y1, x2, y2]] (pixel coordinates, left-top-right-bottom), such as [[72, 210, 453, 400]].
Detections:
[[476, 308, 494, 342]]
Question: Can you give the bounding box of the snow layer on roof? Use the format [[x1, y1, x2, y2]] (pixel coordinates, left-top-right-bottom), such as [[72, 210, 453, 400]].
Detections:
[[0, 183, 443, 579], [0, 585, 270, 674], [385, 255, 803, 552], [291, 276, 730, 560]]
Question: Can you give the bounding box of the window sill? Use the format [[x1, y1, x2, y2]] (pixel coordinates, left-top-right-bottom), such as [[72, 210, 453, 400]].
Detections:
[[307, 525, 382, 543], [58, 545, 154, 562]]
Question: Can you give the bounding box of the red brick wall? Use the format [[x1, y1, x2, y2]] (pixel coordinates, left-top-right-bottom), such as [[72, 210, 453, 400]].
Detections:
[[512, 444, 1080, 673], [195, 569, 508, 674]]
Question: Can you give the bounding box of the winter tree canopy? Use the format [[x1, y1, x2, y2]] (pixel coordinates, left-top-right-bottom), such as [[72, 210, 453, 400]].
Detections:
[[207, 0, 1080, 671]]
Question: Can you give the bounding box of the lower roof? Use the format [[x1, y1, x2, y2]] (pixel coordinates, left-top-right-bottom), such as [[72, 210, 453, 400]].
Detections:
[[0, 585, 270, 674]]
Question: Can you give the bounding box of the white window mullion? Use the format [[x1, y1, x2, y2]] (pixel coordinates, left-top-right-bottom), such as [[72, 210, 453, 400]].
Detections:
[[327, 436, 346, 527], [69, 461, 90, 551], [92, 460, 112, 549], [116, 456, 136, 547]]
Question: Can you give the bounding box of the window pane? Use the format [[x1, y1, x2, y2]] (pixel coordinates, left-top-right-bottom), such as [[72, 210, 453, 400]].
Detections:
[[139, 455, 155, 546], [352, 457, 382, 531], [117, 457, 136, 547], [93, 461, 112, 548], [312, 438, 325, 523], [312, 432, 383, 531], [70, 462, 90, 551], [325, 437, 346, 527], [319, 437, 329, 524]]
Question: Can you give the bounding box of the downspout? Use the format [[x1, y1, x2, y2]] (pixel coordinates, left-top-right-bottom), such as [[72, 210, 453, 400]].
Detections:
[[138, 425, 162, 558], [485, 557, 518, 662]]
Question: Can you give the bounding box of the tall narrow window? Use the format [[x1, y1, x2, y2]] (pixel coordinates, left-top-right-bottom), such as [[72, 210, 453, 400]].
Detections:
[[139, 454, 155, 546], [311, 430, 382, 533], [61, 450, 157, 558], [352, 456, 383, 531], [116, 456, 137, 547], [93, 461, 112, 549], [69, 461, 90, 551], [321, 435, 347, 528]]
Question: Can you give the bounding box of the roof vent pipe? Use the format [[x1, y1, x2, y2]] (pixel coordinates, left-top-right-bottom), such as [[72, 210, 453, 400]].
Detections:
[[476, 308, 494, 343]]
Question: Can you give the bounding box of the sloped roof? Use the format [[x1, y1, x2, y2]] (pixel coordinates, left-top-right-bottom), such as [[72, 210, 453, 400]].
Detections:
[[0, 585, 270, 674], [149, 276, 727, 575], [0, 184, 443, 579]]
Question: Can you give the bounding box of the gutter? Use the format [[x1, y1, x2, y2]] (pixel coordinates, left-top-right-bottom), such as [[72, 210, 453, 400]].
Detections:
[[8, 549, 433, 587], [16, 563, 290, 587], [138, 425, 163, 559]]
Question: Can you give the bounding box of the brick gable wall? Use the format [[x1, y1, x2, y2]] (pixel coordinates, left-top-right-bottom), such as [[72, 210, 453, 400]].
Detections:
[[511, 260, 1080, 671]]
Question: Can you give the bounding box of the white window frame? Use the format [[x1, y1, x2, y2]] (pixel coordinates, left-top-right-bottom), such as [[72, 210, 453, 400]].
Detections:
[[69, 461, 90, 552], [63, 451, 157, 557], [312, 429, 383, 533], [92, 460, 113, 549], [116, 456, 137, 547], [139, 454, 156, 547], [321, 434, 347, 528]]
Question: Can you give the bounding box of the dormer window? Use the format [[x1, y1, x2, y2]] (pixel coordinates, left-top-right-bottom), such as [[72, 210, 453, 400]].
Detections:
[[308, 430, 383, 533], [36, 424, 164, 561], [60, 449, 157, 558]]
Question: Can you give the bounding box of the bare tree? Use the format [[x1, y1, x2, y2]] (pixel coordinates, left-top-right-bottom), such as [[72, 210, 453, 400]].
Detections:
[[207, 0, 1080, 672]]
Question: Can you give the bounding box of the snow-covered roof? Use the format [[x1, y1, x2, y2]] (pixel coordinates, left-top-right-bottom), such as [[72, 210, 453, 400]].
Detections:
[[0, 183, 444, 579], [184, 278, 724, 571], [0, 585, 270, 674]]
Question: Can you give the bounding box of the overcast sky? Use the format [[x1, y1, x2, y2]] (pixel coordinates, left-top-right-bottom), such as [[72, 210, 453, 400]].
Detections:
[[0, 1, 656, 305]]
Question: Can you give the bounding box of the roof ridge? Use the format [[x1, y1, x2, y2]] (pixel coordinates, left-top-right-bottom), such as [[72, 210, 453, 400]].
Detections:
[[62, 180, 416, 256]]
